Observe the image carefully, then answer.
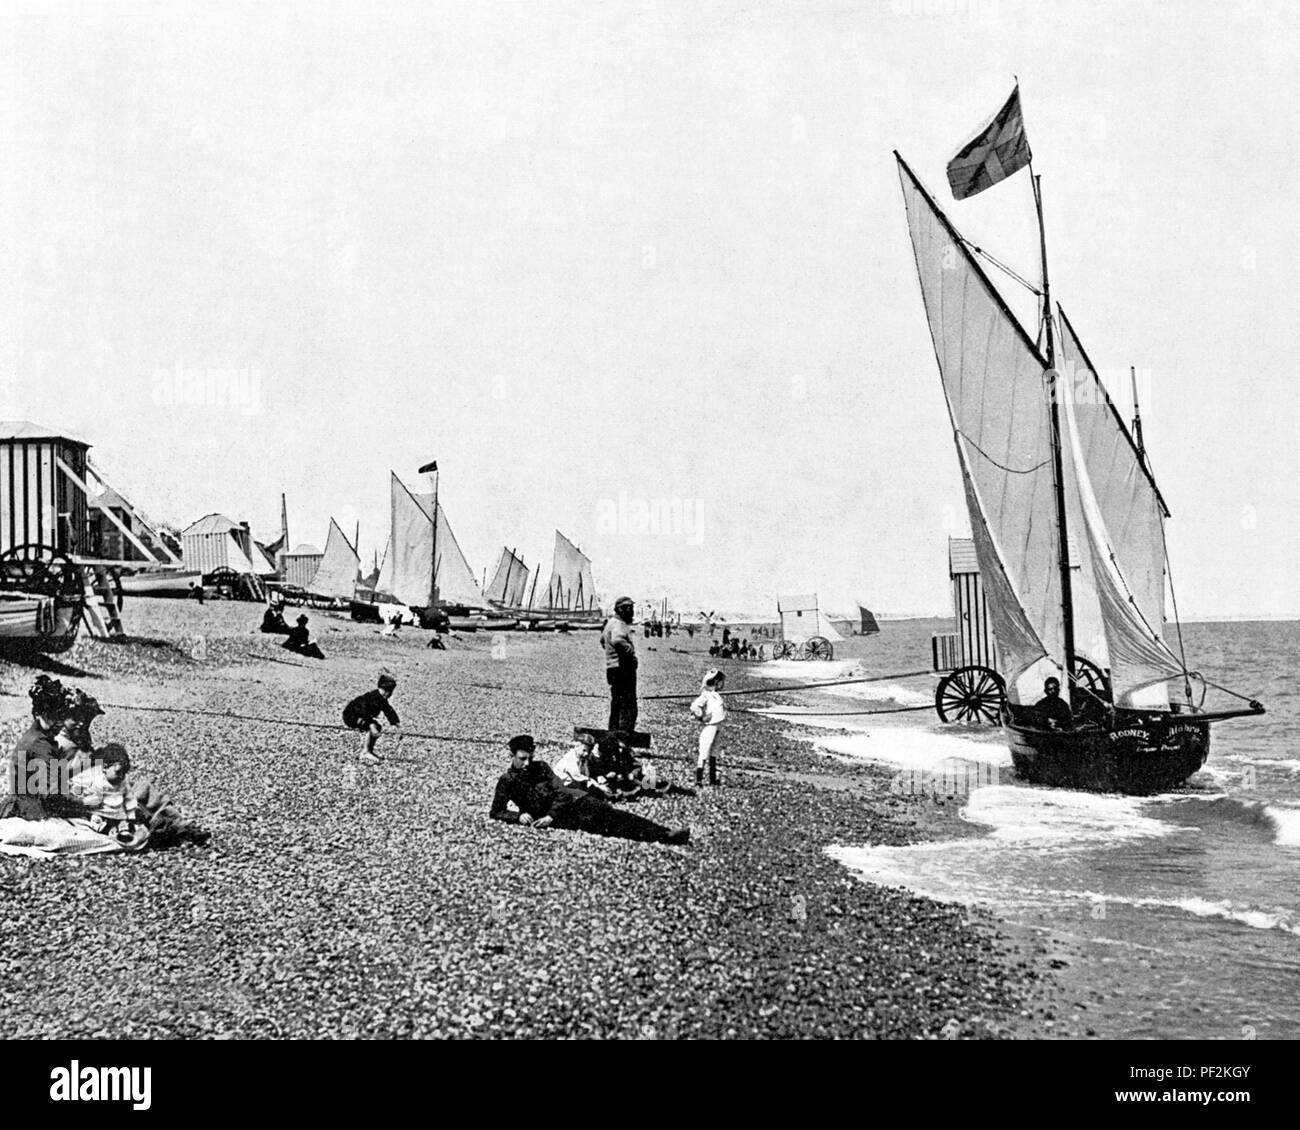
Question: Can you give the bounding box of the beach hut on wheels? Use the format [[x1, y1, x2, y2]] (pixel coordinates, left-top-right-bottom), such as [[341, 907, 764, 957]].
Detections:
[[0, 420, 165, 648], [182, 514, 275, 600], [774, 593, 842, 660], [931, 538, 999, 676]]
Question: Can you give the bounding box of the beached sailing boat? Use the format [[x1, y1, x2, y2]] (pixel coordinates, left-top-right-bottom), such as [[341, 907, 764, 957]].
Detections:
[[536, 530, 602, 628], [897, 88, 1263, 794]]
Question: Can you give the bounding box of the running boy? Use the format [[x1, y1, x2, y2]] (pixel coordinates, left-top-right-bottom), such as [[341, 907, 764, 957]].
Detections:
[[343, 673, 401, 764]]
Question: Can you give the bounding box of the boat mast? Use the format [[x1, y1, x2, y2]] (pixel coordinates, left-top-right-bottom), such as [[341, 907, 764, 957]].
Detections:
[[1130, 365, 1147, 468], [419, 460, 439, 608], [1032, 168, 1076, 684]]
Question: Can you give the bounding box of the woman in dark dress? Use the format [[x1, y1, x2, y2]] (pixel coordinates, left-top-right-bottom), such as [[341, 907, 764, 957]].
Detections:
[[0, 676, 73, 820]]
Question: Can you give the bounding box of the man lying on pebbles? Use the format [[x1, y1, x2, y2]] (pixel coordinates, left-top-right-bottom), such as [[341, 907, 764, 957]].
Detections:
[[490, 735, 689, 845]]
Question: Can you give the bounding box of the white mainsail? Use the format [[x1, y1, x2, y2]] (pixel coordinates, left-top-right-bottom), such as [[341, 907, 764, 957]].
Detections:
[[306, 518, 361, 599], [898, 156, 1065, 697], [485, 547, 529, 607], [544, 531, 597, 611]]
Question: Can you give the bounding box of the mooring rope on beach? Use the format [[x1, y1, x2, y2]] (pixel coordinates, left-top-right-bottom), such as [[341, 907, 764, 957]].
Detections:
[[750, 703, 934, 717], [447, 669, 935, 703]]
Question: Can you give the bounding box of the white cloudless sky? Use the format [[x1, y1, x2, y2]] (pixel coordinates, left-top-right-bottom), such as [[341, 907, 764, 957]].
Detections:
[[2, 0, 1296, 619]]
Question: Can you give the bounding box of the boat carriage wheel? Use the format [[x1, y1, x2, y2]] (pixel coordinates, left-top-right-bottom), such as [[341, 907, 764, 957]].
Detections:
[[1072, 656, 1113, 704], [772, 640, 797, 660], [803, 636, 834, 661], [208, 566, 241, 600], [0, 543, 87, 652], [935, 664, 1007, 724]]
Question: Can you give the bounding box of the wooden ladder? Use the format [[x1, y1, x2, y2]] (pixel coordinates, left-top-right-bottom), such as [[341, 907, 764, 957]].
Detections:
[[81, 565, 126, 640]]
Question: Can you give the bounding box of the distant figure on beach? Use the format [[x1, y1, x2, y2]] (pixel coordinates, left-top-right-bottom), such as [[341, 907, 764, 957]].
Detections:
[[690, 669, 726, 786], [490, 735, 687, 844], [188, 582, 204, 604], [282, 614, 325, 659], [260, 604, 290, 634], [600, 596, 639, 735], [1034, 677, 1073, 731], [381, 610, 402, 637], [708, 640, 721, 658], [343, 673, 401, 764]]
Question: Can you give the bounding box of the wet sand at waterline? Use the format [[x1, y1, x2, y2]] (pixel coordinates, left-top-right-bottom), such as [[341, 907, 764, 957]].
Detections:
[[0, 600, 1065, 1039]]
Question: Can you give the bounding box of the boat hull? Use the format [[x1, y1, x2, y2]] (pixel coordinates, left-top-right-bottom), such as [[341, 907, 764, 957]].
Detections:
[[119, 570, 204, 598], [1007, 709, 1210, 794]]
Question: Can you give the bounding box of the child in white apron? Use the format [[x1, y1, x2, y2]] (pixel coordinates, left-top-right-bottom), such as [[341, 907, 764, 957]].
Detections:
[[689, 669, 726, 786]]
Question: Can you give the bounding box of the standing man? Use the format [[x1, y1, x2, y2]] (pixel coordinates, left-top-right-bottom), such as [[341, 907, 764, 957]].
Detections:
[[600, 596, 638, 735]]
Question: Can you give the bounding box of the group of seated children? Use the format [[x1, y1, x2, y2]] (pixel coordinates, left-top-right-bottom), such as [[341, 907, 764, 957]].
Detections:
[[708, 636, 756, 660], [0, 675, 202, 848], [551, 731, 668, 799]]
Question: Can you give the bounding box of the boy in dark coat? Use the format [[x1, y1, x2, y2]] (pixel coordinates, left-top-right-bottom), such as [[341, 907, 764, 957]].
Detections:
[[489, 735, 688, 845], [343, 673, 401, 764]]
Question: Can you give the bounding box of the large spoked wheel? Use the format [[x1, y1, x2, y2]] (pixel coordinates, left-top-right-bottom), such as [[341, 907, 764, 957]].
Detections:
[[0, 543, 86, 652], [1072, 656, 1113, 704], [772, 640, 796, 660], [804, 636, 834, 661], [935, 665, 1007, 724], [209, 567, 241, 600]]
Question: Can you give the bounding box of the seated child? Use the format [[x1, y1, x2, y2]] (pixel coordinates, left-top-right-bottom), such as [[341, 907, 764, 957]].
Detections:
[[68, 743, 144, 844], [552, 733, 611, 796]]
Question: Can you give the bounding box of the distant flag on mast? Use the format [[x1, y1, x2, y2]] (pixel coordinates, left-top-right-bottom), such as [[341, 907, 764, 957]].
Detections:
[[946, 85, 1032, 200]]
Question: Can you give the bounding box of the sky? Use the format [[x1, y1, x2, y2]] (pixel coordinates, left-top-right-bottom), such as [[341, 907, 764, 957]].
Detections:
[[2, 0, 1296, 619]]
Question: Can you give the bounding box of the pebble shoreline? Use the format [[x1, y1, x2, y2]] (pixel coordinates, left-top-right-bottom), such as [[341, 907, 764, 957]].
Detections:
[[0, 600, 1066, 1039]]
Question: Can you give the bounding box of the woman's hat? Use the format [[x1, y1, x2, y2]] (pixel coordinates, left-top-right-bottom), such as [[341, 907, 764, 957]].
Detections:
[[702, 668, 723, 688], [28, 675, 70, 719], [377, 672, 397, 690]]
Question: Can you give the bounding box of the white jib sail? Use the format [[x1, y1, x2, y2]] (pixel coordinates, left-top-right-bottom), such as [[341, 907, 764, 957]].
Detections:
[[1060, 377, 1185, 705], [307, 518, 361, 599]]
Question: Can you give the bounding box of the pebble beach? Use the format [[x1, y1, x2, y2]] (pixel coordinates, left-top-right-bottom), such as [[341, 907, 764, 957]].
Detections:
[[0, 598, 1063, 1039]]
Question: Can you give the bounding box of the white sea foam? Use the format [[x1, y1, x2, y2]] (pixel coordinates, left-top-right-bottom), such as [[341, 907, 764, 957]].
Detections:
[[797, 721, 1010, 773], [1265, 805, 1300, 846]]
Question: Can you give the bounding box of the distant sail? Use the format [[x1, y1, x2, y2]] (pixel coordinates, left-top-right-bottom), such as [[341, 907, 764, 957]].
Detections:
[[485, 547, 529, 607], [409, 491, 488, 609], [307, 519, 360, 600], [544, 531, 597, 611], [385, 473, 434, 608], [858, 606, 880, 635]]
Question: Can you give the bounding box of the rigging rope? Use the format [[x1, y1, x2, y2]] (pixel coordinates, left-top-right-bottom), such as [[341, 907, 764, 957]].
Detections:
[[961, 238, 1042, 296], [956, 430, 1051, 476]]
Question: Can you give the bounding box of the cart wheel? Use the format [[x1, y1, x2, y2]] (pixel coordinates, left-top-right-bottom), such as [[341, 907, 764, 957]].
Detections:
[[804, 636, 834, 661], [1072, 656, 1112, 704], [209, 566, 240, 599], [772, 641, 796, 660], [935, 665, 1006, 724], [0, 543, 86, 651]]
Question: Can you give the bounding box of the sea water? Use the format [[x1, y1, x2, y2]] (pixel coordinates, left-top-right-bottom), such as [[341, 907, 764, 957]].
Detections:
[[754, 619, 1300, 1039]]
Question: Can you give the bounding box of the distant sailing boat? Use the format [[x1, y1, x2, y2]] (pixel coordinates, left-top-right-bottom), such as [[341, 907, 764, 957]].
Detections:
[[372, 471, 493, 625], [897, 87, 1263, 793], [535, 531, 602, 627], [485, 546, 531, 612]]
